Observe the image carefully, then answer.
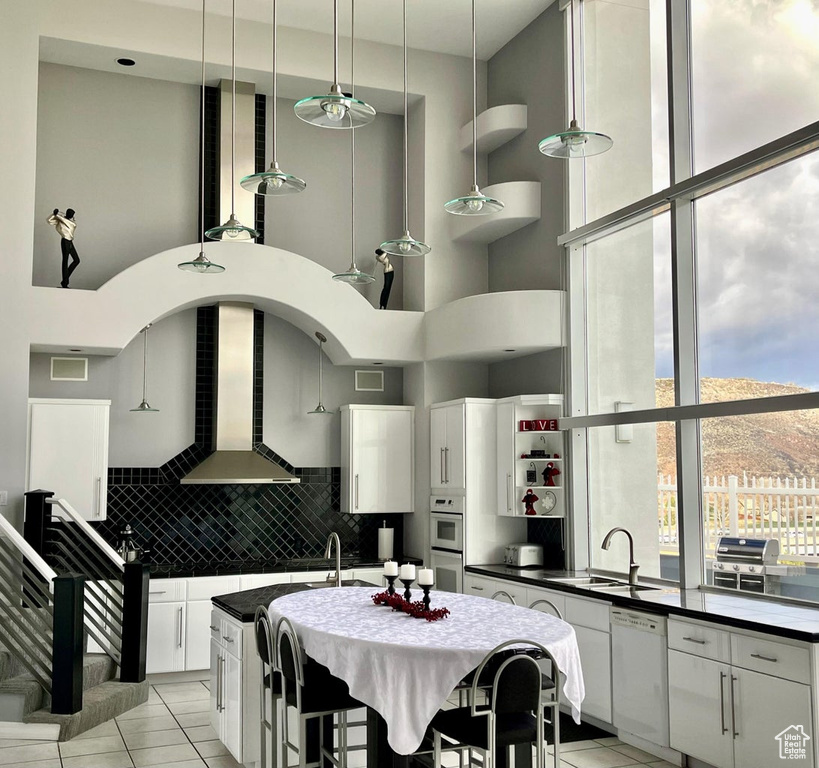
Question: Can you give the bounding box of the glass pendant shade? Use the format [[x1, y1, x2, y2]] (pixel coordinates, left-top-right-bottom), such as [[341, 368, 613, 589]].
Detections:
[[308, 332, 334, 415], [538, 119, 613, 158], [294, 88, 376, 130], [445, 185, 505, 216], [332, 265, 375, 284], [178, 251, 225, 274], [240, 162, 306, 195], [205, 214, 258, 241], [130, 325, 159, 413], [379, 232, 431, 258]]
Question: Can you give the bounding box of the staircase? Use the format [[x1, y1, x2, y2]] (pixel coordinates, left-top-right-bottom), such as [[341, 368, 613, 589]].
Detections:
[[0, 491, 151, 741]]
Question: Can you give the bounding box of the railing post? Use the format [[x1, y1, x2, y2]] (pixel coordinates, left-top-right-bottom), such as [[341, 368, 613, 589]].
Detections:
[[52, 574, 84, 715], [120, 562, 149, 683], [728, 475, 739, 536]]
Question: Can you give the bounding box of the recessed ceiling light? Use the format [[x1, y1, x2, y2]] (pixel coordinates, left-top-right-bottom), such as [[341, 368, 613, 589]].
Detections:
[[69, 348, 82, 352], [116, 58, 136, 67]]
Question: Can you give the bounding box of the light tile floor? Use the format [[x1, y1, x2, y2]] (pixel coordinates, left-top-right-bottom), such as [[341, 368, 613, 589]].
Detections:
[[0, 681, 676, 768]]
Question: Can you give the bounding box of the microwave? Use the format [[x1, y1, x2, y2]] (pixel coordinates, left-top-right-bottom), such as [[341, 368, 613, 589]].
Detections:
[[430, 511, 464, 552]]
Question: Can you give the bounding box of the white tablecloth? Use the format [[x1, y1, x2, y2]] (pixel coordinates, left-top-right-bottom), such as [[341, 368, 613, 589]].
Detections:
[[268, 587, 584, 755]]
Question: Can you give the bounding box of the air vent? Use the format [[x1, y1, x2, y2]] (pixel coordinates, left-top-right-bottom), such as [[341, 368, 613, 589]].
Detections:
[[50, 357, 88, 381], [355, 370, 384, 392]]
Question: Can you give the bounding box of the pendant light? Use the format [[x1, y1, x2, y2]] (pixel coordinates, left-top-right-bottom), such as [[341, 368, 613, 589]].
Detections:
[[538, 0, 613, 158], [294, 0, 375, 129], [445, 0, 503, 216], [130, 325, 159, 413], [205, 0, 259, 240], [240, 0, 306, 195], [379, 0, 430, 258], [308, 332, 333, 415], [180, 0, 225, 273], [333, 0, 375, 285]]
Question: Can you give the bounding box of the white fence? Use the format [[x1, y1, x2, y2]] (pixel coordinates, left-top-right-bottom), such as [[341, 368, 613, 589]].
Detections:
[[658, 474, 819, 563]]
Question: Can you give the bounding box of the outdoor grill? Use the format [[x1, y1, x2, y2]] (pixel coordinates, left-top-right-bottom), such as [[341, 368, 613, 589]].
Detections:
[[708, 536, 780, 594]]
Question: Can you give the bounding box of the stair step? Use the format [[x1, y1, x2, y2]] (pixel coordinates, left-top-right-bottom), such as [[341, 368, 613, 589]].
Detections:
[[25, 678, 149, 741], [0, 653, 118, 722]]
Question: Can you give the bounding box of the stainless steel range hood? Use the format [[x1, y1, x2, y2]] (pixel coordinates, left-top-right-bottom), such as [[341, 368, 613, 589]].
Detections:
[[180, 303, 300, 485]]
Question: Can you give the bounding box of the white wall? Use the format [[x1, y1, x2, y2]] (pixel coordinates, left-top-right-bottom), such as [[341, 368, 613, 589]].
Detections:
[[33, 63, 200, 289], [262, 314, 403, 467]]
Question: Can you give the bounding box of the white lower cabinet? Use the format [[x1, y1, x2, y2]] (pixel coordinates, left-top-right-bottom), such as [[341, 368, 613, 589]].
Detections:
[[572, 625, 612, 724], [669, 619, 815, 768], [185, 576, 241, 671], [146, 602, 186, 674]]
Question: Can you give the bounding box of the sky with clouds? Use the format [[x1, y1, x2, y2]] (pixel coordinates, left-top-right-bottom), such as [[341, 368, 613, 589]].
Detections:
[[639, 0, 819, 390]]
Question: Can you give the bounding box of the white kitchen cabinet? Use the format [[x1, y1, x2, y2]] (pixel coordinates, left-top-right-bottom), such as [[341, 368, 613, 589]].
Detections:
[[430, 403, 465, 491], [573, 625, 612, 723], [668, 619, 815, 768], [463, 573, 528, 606], [147, 601, 186, 674], [185, 576, 240, 671], [27, 398, 110, 520], [341, 405, 414, 514], [222, 648, 242, 760]]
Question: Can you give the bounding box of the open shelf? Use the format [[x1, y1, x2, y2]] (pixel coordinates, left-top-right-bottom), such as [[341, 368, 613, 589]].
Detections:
[[459, 104, 528, 154], [518, 457, 562, 462], [449, 182, 541, 244]]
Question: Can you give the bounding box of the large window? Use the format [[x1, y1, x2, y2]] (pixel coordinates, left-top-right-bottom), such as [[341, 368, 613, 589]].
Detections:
[[565, 0, 819, 600]]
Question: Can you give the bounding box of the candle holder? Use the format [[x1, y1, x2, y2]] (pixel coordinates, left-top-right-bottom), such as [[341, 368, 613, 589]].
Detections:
[[386, 575, 397, 596], [400, 578, 414, 602], [422, 585, 431, 611]]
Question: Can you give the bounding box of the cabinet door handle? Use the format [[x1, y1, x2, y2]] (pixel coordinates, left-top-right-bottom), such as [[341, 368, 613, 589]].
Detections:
[[96, 477, 102, 517], [440, 448, 445, 484], [209, 624, 219, 632], [682, 636, 707, 645], [472, 585, 484, 591], [719, 672, 728, 734], [506, 473, 512, 512], [354, 474, 359, 510], [177, 607, 183, 648], [217, 654, 224, 712], [223, 635, 234, 644], [445, 447, 450, 483], [750, 652, 777, 663], [730, 675, 739, 738], [149, 590, 167, 595]]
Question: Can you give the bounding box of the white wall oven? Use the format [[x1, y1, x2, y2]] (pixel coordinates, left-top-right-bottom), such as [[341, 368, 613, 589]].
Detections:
[[430, 496, 464, 593]]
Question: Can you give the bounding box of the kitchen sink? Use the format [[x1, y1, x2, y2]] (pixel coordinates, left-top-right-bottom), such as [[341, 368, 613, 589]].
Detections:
[[547, 576, 620, 587], [587, 583, 659, 593], [305, 579, 373, 589]]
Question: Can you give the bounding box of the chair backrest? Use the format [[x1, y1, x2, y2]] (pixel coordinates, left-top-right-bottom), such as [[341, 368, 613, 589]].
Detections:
[[528, 598, 564, 620], [254, 606, 274, 666], [491, 590, 517, 605], [274, 615, 304, 687], [492, 654, 542, 715]]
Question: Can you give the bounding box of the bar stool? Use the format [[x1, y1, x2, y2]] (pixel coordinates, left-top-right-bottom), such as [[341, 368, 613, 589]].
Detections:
[[275, 615, 362, 768], [528, 599, 564, 765], [254, 606, 282, 768]]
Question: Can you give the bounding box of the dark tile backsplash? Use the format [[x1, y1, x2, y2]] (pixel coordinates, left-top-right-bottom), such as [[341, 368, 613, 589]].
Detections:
[[93, 306, 404, 576], [527, 517, 566, 570]]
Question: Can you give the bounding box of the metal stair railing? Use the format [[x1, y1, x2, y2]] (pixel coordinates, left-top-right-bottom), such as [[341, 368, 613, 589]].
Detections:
[[0, 513, 56, 694]]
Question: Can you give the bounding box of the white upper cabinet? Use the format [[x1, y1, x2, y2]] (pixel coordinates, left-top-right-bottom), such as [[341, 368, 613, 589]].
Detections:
[[341, 405, 415, 514], [27, 398, 110, 520], [430, 403, 466, 491]]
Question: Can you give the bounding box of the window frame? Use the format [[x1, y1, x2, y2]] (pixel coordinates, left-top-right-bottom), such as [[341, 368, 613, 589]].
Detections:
[[561, 0, 819, 588]]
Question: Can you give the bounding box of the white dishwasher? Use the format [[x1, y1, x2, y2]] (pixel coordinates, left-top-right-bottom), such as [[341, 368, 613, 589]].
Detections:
[[610, 607, 669, 747]]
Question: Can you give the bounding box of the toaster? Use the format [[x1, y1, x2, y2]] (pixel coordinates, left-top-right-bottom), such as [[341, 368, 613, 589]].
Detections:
[[504, 543, 544, 568]]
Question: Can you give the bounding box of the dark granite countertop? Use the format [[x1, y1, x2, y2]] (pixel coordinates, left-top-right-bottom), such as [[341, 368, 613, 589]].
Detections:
[[212, 579, 380, 622], [150, 556, 422, 579], [466, 564, 819, 642]]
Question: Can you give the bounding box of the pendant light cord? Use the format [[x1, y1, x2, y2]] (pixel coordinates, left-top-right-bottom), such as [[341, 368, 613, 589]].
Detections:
[[231, 0, 237, 216], [317, 339, 324, 405], [199, 0, 206, 251], [142, 328, 149, 402], [272, 0, 278, 163], [350, 0, 356, 267], [569, 0, 577, 124], [472, 0, 478, 190], [333, 0, 340, 88], [402, 0, 408, 233]]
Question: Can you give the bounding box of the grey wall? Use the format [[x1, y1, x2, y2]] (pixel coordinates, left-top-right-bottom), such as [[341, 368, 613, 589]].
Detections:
[[33, 63, 200, 289], [487, 5, 566, 292], [488, 349, 563, 399], [264, 98, 404, 309], [30, 310, 197, 467], [262, 314, 403, 467]]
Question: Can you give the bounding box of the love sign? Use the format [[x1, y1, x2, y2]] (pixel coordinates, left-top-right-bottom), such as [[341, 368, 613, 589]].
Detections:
[[519, 419, 559, 432]]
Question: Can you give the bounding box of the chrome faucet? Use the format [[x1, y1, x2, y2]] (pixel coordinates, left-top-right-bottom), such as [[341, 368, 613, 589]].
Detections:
[[601, 527, 640, 586], [325, 532, 342, 587]]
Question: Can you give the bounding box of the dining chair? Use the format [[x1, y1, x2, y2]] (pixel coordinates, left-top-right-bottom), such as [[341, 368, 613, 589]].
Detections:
[[526, 600, 563, 765], [255, 606, 282, 768], [491, 590, 517, 604], [275, 615, 362, 768], [431, 639, 561, 768]]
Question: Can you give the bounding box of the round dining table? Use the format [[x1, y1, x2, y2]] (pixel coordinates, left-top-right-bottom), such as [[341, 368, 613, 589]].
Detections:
[[268, 586, 584, 763]]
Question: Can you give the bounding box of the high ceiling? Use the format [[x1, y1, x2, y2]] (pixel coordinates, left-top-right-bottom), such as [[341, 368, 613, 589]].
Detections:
[[138, 0, 557, 60]]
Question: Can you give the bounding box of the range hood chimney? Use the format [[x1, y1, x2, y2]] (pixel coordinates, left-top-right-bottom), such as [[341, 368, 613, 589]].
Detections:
[[180, 303, 300, 485]]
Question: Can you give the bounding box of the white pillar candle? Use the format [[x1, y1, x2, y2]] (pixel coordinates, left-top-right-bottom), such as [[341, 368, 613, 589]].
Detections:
[[418, 568, 434, 586], [399, 563, 416, 581], [383, 560, 399, 577]]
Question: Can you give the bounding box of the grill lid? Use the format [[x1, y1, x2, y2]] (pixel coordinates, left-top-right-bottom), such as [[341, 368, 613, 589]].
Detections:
[[715, 537, 780, 564]]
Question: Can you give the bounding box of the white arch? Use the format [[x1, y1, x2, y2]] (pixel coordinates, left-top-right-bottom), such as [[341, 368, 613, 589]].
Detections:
[[27, 243, 424, 365]]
